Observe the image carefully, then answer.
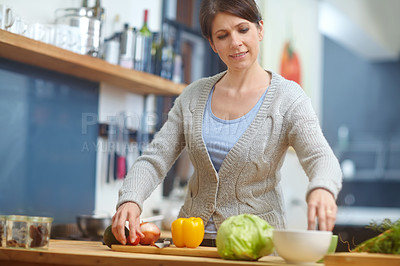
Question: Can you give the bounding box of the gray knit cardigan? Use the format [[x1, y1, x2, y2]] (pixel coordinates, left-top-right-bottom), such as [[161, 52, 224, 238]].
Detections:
[[118, 71, 342, 230]]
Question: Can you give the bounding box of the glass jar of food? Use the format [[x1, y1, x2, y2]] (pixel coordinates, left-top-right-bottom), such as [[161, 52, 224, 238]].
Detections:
[[0, 215, 5, 247], [6, 215, 29, 248], [28, 216, 53, 249]]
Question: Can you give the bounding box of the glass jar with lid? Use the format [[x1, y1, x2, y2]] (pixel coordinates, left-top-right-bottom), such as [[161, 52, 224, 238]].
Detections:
[[6, 215, 29, 248], [28, 216, 53, 249]]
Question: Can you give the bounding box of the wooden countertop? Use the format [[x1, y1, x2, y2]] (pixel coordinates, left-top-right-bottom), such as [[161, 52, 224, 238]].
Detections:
[[0, 29, 185, 96], [0, 240, 318, 266], [1, 240, 399, 266], [324, 252, 400, 266]]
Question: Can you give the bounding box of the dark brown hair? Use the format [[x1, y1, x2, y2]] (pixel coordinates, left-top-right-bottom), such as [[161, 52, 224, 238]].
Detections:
[[199, 0, 262, 42]]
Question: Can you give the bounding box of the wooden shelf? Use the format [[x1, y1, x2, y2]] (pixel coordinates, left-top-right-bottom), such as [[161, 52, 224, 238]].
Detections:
[[0, 29, 185, 95]]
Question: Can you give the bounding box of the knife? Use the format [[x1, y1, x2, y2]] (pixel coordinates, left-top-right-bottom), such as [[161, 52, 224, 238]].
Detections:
[[140, 215, 164, 223], [153, 239, 171, 248], [107, 119, 117, 182], [124, 214, 165, 230]]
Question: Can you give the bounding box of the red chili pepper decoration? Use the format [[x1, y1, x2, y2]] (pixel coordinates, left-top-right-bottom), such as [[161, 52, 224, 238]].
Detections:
[[280, 41, 301, 86]]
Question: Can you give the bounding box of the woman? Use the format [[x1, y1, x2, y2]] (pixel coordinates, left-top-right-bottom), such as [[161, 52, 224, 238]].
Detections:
[[112, 0, 342, 246]]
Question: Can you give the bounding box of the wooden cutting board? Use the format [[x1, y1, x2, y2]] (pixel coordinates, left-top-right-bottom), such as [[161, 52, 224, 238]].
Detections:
[[324, 252, 400, 266], [112, 244, 220, 258]]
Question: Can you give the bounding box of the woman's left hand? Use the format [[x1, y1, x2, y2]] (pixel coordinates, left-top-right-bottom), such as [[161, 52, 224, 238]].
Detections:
[[307, 188, 337, 231]]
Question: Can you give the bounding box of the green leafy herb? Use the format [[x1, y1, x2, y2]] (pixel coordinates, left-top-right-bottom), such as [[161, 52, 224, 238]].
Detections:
[[353, 219, 400, 254]]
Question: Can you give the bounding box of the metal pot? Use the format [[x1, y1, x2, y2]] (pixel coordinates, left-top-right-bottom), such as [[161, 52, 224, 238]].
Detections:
[[76, 215, 111, 238]]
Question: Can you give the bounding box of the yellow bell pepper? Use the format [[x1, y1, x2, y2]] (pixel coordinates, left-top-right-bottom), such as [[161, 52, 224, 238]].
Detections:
[[171, 217, 204, 248]]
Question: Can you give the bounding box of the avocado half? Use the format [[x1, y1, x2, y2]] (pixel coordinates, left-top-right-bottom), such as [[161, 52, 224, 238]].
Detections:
[[103, 225, 129, 248]]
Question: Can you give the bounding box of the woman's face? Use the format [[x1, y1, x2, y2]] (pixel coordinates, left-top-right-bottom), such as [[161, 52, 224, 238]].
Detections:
[[209, 12, 264, 71]]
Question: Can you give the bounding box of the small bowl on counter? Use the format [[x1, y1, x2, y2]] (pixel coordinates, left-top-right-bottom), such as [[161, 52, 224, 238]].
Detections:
[[76, 215, 112, 239], [273, 229, 332, 264]]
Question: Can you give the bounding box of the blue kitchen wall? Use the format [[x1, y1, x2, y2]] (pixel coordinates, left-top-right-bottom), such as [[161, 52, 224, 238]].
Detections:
[[322, 36, 400, 207], [322, 37, 400, 144], [0, 58, 99, 223]]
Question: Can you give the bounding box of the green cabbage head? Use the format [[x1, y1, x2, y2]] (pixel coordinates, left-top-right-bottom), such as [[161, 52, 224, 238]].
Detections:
[[216, 214, 274, 260]]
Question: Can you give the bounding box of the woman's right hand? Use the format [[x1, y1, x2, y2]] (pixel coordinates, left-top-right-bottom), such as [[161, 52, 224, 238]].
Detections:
[[112, 202, 144, 245]]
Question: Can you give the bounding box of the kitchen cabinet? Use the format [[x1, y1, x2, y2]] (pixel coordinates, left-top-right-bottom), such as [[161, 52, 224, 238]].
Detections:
[[0, 30, 185, 96]]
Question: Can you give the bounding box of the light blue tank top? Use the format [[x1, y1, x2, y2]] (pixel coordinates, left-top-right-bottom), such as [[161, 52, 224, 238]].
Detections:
[[202, 86, 268, 172]]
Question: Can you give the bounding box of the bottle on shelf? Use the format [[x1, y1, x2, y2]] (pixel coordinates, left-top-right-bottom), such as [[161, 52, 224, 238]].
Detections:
[[91, 0, 105, 58], [134, 9, 153, 73], [103, 32, 121, 65], [160, 25, 175, 80], [172, 54, 183, 83], [151, 32, 162, 76], [119, 23, 136, 69], [81, 0, 88, 8], [94, 0, 105, 20]]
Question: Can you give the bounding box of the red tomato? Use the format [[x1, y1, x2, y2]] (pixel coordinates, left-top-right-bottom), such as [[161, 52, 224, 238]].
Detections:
[[126, 232, 141, 246]]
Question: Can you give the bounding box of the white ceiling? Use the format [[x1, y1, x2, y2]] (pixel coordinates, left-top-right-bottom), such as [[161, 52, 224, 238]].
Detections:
[[319, 0, 400, 61]]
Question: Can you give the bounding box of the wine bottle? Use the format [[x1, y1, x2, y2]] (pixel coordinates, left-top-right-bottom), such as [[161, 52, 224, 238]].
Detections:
[[93, 0, 105, 57], [134, 9, 153, 73], [139, 9, 151, 37], [160, 25, 175, 80], [94, 0, 105, 20], [160, 38, 174, 80], [81, 0, 88, 8], [151, 32, 162, 75]]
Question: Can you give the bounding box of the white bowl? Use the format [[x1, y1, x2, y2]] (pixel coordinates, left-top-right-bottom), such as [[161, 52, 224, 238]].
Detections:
[[273, 229, 332, 264]]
